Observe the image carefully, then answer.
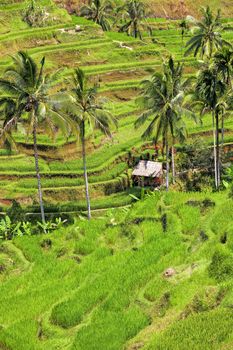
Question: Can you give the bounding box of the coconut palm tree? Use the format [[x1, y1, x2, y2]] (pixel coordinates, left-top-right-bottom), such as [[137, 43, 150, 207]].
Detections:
[[135, 57, 196, 190], [80, 0, 113, 31], [213, 47, 233, 87], [0, 51, 73, 223], [185, 6, 231, 59], [179, 19, 189, 58], [64, 68, 116, 220], [118, 0, 151, 39], [0, 98, 18, 151], [195, 66, 227, 188], [213, 47, 233, 145]]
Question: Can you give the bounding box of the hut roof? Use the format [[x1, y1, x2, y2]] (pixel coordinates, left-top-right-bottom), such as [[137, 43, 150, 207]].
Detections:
[[132, 160, 163, 178]]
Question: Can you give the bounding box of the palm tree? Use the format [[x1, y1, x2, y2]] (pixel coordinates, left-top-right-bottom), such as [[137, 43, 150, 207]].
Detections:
[[0, 52, 72, 223], [213, 47, 233, 145], [213, 47, 233, 87], [118, 0, 151, 39], [179, 19, 189, 58], [135, 57, 195, 190], [0, 98, 18, 151], [80, 0, 113, 31], [195, 66, 227, 188], [65, 69, 116, 220], [185, 6, 231, 59]]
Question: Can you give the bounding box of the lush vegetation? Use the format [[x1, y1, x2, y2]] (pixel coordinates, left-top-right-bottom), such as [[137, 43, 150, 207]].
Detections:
[[1, 191, 233, 349], [1, 1, 233, 217], [1, 1, 233, 349]]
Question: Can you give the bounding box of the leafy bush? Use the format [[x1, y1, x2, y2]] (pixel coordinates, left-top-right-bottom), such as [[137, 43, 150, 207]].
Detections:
[[37, 217, 67, 233], [22, 0, 49, 27], [6, 200, 24, 222], [0, 215, 67, 240], [0, 216, 31, 240]]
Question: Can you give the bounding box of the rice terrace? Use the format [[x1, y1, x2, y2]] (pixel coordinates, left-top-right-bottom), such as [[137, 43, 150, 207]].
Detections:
[[2, 0, 233, 349]]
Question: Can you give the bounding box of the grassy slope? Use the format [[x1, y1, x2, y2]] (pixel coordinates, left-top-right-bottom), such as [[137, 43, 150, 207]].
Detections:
[[1, 191, 233, 349], [1, 3, 233, 350], [0, 2, 233, 209]]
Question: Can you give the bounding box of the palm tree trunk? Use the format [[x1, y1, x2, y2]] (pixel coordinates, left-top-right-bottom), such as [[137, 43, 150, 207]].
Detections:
[[133, 20, 137, 38], [165, 139, 169, 191], [212, 111, 218, 189], [32, 116, 45, 224], [171, 144, 175, 184], [181, 34, 184, 63], [220, 114, 224, 184], [221, 114, 224, 146], [216, 113, 220, 188], [81, 121, 91, 220]]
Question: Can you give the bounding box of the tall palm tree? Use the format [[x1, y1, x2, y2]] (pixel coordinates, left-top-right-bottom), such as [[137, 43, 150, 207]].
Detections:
[[118, 0, 151, 39], [185, 6, 231, 59], [195, 66, 227, 188], [213, 47, 233, 145], [0, 98, 18, 151], [213, 47, 233, 87], [0, 52, 72, 223], [65, 69, 116, 220], [80, 0, 113, 31], [135, 57, 195, 190], [179, 19, 189, 58]]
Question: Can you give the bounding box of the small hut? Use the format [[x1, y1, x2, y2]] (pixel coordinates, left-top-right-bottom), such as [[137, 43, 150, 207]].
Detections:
[[132, 160, 163, 187]]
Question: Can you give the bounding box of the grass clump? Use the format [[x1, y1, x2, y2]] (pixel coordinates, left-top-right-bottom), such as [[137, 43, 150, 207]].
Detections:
[[208, 248, 233, 282], [147, 309, 233, 350]]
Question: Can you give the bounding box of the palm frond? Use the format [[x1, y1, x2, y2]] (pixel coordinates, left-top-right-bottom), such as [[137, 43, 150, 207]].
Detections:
[[135, 110, 153, 129]]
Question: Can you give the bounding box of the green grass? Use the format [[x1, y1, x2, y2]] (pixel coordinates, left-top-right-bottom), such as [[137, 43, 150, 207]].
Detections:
[[1, 191, 233, 349], [147, 308, 233, 350], [1, 2, 233, 349]]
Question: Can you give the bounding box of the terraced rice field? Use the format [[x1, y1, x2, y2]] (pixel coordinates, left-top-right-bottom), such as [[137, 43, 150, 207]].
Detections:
[[2, 191, 233, 349], [1, 1, 233, 214], [2, 3, 233, 350]]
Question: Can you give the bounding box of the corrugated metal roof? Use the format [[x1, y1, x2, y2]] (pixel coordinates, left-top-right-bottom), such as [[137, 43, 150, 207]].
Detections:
[[132, 160, 163, 178]]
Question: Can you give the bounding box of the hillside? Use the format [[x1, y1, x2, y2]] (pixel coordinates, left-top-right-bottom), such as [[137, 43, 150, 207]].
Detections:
[[56, 0, 233, 18], [145, 0, 233, 19], [1, 1, 233, 216], [1, 1, 233, 350], [1, 191, 233, 349]]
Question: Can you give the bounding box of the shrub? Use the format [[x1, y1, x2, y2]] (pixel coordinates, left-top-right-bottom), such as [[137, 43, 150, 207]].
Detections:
[[6, 200, 24, 222], [0, 216, 22, 240], [22, 0, 49, 27]]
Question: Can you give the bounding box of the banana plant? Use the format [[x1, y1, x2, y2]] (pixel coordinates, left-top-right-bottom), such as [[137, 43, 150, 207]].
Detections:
[[0, 216, 21, 240], [37, 218, 67, 233]]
